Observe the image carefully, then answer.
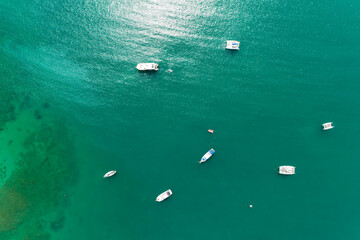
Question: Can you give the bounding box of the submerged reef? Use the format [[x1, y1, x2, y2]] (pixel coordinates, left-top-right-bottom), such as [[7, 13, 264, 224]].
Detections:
[[0, 61, 20, 132], [0, 120, 77, 239], [0, 91, 16, 133]]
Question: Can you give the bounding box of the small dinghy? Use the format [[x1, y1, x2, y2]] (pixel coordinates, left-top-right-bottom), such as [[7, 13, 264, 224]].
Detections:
[[322, 122, 334, 130], [103, 170, 117, 178], [156, 189, 172, 202], [208, 129, 214, 134], [225, 40, 240, 50], [200, 148, 215, 163], [136, 63, 159, 71], [278, 166, 295, 175]]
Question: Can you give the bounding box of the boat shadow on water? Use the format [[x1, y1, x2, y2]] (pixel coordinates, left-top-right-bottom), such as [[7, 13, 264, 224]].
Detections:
[[137, 71, 159, 76], [224, 50, 240, 56]]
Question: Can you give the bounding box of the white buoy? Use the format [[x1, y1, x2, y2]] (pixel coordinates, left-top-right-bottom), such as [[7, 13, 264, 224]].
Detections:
[[249, 205, 253, 208]]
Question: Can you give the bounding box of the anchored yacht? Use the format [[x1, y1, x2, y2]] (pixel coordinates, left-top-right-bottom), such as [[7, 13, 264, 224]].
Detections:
[[156, 189, 172, 202]]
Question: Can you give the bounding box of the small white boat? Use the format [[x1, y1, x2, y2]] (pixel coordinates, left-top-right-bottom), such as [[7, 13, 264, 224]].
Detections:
[[156, 189, 172, 202], [103, 170, 117, 178], [279, 166, 295, 175], [136, 63, 159, 71], [322, 122, 334, 130], [225, 40, 240, 50], [200, 148, 215, 163]]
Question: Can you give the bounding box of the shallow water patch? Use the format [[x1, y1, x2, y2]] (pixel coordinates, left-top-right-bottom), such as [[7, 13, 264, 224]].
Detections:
[[0, 116, 77, 239]]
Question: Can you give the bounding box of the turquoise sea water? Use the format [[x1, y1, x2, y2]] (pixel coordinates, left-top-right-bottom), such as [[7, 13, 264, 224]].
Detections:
[[1, 0, 360, 239]]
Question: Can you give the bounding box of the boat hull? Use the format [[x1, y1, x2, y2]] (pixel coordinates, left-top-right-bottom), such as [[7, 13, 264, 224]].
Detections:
[[225, 47, 239, 50]]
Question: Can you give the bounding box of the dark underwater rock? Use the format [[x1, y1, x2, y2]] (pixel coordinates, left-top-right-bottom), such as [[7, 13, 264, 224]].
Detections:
[[50, 215, 65, 232], [43, 102, 50, 108], [34, 110, 42, 120]]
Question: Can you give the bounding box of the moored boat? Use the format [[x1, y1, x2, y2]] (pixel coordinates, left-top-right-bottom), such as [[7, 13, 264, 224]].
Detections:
[[136, 63, 159, 71], [322, 122, 334, 130], [103, 170, 117, 178], [278, 166, 295, 175], [200, 148, 215, 163], [225, 40, 240, 50], [156, 189, 172, 202]]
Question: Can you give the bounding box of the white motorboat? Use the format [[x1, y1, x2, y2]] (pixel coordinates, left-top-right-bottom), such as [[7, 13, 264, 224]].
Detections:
[[156, 189, 172, 202], [322, 122, 334, 130], [279, 166, 295, 175], [199, 148, 215, 163], [136, 63, 159, 71], [103, 170, 117, 178], [225, 40, 240, 50]]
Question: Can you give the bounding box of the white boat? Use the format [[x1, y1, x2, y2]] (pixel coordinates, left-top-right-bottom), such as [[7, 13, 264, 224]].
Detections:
[[199, 148, 215, 163], [322, 122, 334, 130], [279, 166, 295, 175], [136, 63, 159, 71], [225, 40, 240, 50], [103, 170, 117, 178], [156, 189, 172, 202]]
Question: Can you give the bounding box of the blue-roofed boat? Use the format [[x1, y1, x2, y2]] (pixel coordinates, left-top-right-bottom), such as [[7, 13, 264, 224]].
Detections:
[[199, 148, 215, 163]]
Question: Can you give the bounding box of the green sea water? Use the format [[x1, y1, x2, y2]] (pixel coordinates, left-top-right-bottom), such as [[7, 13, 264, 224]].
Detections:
[[1, 0, 360, 239]]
